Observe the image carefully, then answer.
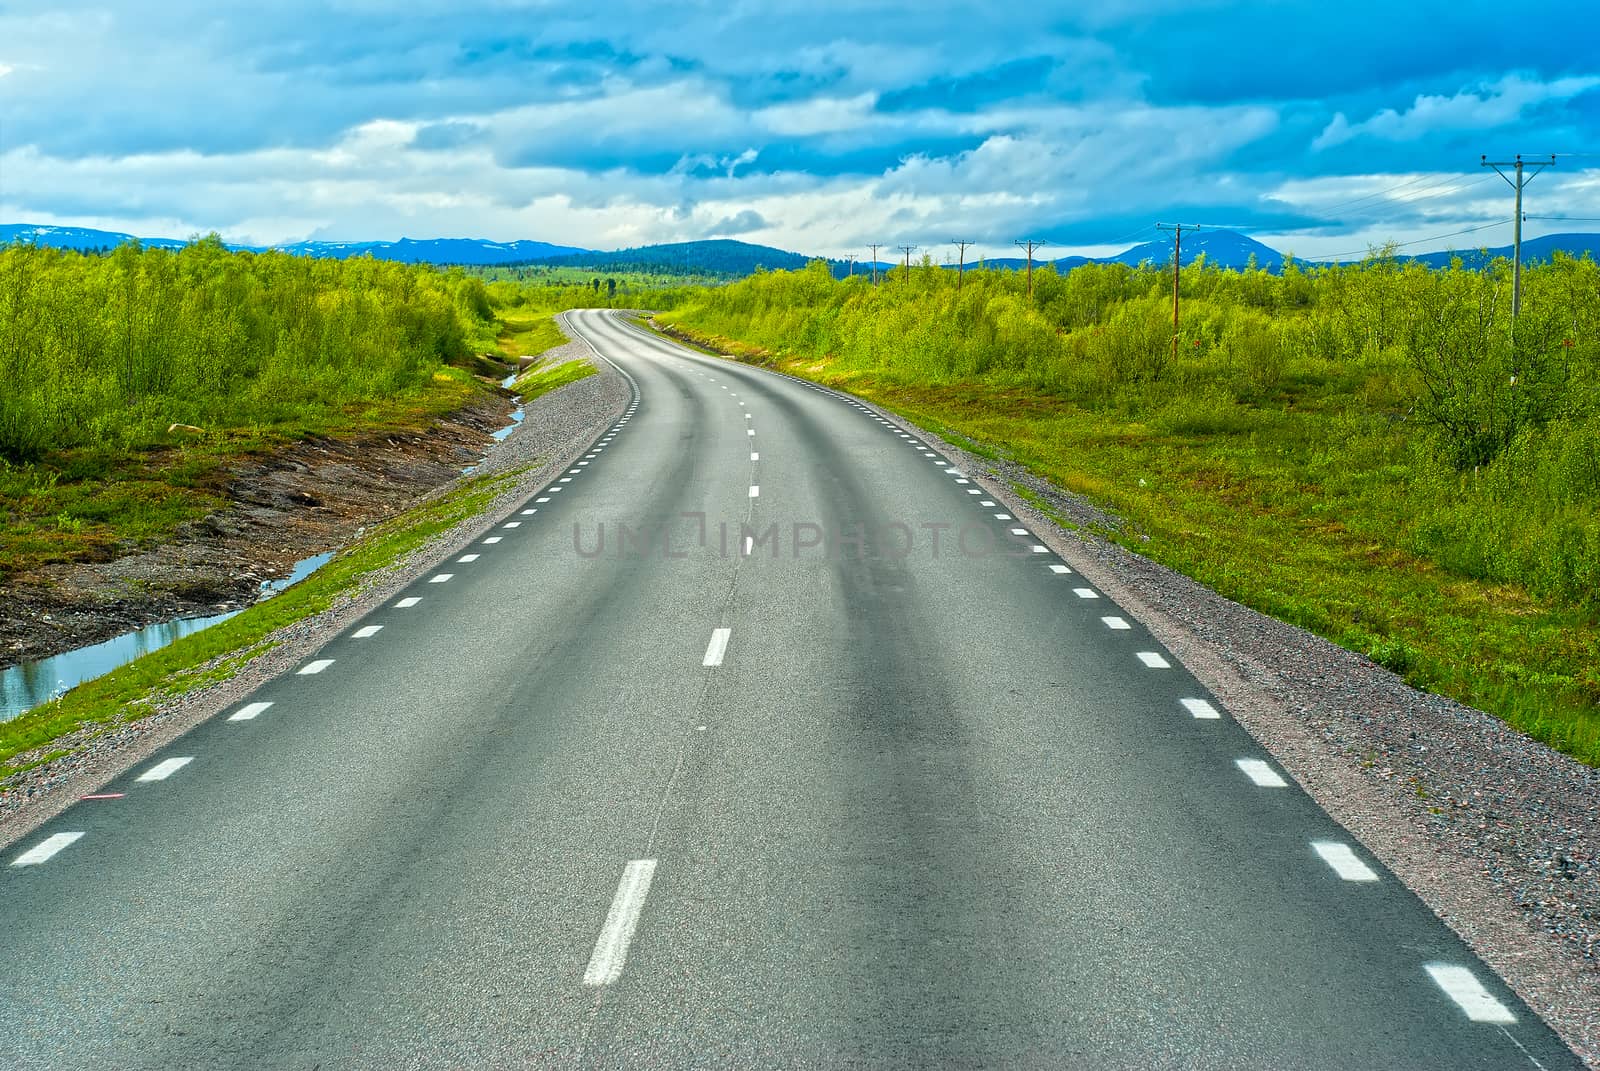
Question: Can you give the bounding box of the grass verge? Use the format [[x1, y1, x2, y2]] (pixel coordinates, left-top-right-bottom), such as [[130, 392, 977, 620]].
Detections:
[[653, 318, 1600, 767], [513, 358, 597, 400], [0, 467, 523, 774]]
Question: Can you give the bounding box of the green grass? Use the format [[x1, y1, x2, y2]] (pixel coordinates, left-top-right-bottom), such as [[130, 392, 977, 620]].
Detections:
[[0, 367, 486, 583], [495, 312, 569, 363], [658, 318, 1600, 767], [0, 467, 525, 774], [513, 357, 597, 399]]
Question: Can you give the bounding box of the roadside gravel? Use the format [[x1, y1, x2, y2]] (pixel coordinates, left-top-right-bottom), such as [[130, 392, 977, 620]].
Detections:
[[0, 319, 628, 843]]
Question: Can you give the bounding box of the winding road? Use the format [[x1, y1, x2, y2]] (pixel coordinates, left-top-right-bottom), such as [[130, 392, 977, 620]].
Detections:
[[0, 308, 1581, 1068]]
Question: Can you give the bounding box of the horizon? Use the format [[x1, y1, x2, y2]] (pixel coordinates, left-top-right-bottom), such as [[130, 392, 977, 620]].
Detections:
[[2, 2, 1596, 261]]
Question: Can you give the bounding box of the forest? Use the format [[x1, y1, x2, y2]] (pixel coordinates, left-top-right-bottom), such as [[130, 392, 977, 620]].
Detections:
[[662, 252, 1600, 761]]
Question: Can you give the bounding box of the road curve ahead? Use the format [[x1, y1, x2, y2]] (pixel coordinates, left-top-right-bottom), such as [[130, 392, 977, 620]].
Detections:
[[0, 308, 1581, 1069]]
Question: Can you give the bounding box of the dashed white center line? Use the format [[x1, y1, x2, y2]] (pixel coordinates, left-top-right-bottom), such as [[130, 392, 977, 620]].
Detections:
[[1181, 698, 1221, 720], [136, 756, 193, 782], [1312, 841, 1379, 882], [1235, 758, 1287, 787], [11, 832, 84, 867], [1102, 616, 1131, 629], [1425, 964, 1517, 1023], [1136, 651, 1170, 668], [583, 857, 659, 986], [1049, 564, 1072, 574], [229, 701, 273, 722], [747, 429, 755, 436], [749, 485, 760, 498], [750, 452, 759, 461], [1073, 588, 1100, 599], [430, 574, 453, 583], [742, 535, 753, 556], [353, 625, 384, 638], [458, 554, 480, 563], [298, 659, 335, 675], [703, 627, 732, 666], [396, 596, 422, 607]]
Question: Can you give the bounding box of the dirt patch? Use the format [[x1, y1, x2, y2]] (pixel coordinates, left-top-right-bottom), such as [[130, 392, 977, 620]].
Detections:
[[0, 390, 514, 671]]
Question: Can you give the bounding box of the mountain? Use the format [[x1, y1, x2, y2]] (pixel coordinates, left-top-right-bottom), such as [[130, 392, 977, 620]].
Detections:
[[282, 236, 589, 264], [1402, 232, 1600, 269], [0, 224, 587, 265], [0, 223, 190, 252], [529, 239, 821, 277], [1109, 230, 1286, 271]]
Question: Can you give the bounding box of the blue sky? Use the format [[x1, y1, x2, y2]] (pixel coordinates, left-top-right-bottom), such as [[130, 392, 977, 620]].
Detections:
[[1, 0, 1597, 259]]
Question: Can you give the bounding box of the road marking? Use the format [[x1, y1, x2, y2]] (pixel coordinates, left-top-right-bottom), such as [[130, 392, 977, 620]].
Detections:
[[559, 477, 573, 483], [578, 461, 589, 466], [1049, 564, 1072, 574], [82, 793, 124, 800], [980, 499, 994, 505], [1136, 651, 1170, 668], [396, 596, 423, 607], [550, 486, 563, 492], [458, 554, 480, 563], [745, 413, 752, 420], [967, 489, 981, 495], [11, 832, 84, 867], [956, 478, 970, 484], [946, 467, 963, 475], [536, 497, 551, 503], [353, 625, 384, 638], [747, 429, 755, 436], [482, 537, 501, 544], [1073, 588, 1099, 599], [1102, 616, 1131, 630], [703, 627, 732, 666], [994, 513, 1011, 519], [1011, 528, 1029, 535], [504, 521, 522, 528], [521, 508, 537, 514], [1236, 758, 1287, 787], [137, 756, 193, 782], [229, 700, 274, 722], [742, 536, 753, 556], [1181, 698, 1221, 720], [750, 452, 759, 461], [586, 453, 597, 458], [584, 859, 659, 986], [1030, 545, 1048, 553], [748, 485, 760, 498], [430, 574, 453, 583], [568, 468, 582, 474], [1425, 964, 1517, 1023], [1312, 841, 1379, 882], [299, 659, 335, 675]]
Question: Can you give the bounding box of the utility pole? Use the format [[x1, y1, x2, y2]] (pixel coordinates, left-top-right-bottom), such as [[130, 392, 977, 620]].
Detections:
[[952, 240, 973, 291], [843, 254, 858, 278], [1482, 154, 1555, 317], [897, 245, 918, 280], [1014, 240, 1044, 299], [868, 244, 881, 285], [1155, 222, 1207, 363]]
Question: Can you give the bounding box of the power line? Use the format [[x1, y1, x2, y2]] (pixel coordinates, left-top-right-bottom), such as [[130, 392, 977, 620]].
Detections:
[[868, 243, 881, 285], [1525, 215, 1600, 223], [1482, 153, 1556, 317], [896, 245, 918, 278], [952, 240, 973, 291], [1317, 218, 1513, 262]]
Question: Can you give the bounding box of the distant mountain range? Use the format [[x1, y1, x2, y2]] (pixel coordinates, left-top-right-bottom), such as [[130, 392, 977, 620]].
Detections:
[[5, 222, 1598, 277], [0, 225, 588, 265]]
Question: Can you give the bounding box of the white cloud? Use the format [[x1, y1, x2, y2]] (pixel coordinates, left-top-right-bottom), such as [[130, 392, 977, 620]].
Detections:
[[1314, 74, 1600, 150]]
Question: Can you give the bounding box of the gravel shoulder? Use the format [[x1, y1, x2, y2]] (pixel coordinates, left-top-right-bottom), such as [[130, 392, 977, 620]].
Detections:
[[0, 321, 628, 843]]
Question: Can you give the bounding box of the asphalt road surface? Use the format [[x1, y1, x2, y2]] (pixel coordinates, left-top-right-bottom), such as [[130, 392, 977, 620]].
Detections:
[[0, 309, 1582, 1069]]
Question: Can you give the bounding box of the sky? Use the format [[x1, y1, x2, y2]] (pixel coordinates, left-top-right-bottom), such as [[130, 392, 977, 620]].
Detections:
[[1, 0, 1598, 260]]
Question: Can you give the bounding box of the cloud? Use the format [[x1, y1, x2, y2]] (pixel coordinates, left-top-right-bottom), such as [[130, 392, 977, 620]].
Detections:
[[1314, 74, 1600, 150], [706, 210, 768, 236]]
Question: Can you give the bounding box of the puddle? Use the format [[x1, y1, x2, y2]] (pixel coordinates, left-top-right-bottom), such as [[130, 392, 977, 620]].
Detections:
[[491, 406, 525, 442], [2, 550, 334, 723]]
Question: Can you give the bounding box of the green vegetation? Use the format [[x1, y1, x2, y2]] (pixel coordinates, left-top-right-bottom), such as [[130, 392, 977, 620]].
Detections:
[[0, 468, 523, 773], [514, 357, 597, 399], [662, 253, 1600, 764]]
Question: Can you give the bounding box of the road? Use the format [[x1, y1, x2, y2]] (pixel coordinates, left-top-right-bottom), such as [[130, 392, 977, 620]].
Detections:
[[0, 308, 1581, 1069]]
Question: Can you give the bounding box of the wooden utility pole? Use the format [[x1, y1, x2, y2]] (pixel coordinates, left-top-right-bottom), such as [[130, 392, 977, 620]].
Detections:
[[897, 245, 918, 279], [952, 240, 973, 291], [1482, 154, 1555, 317], [1015, 239, 1044, 298], [868, 244, 881, 285], [844, 254, 858, 277], [1155, 223, 1202, 362]]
